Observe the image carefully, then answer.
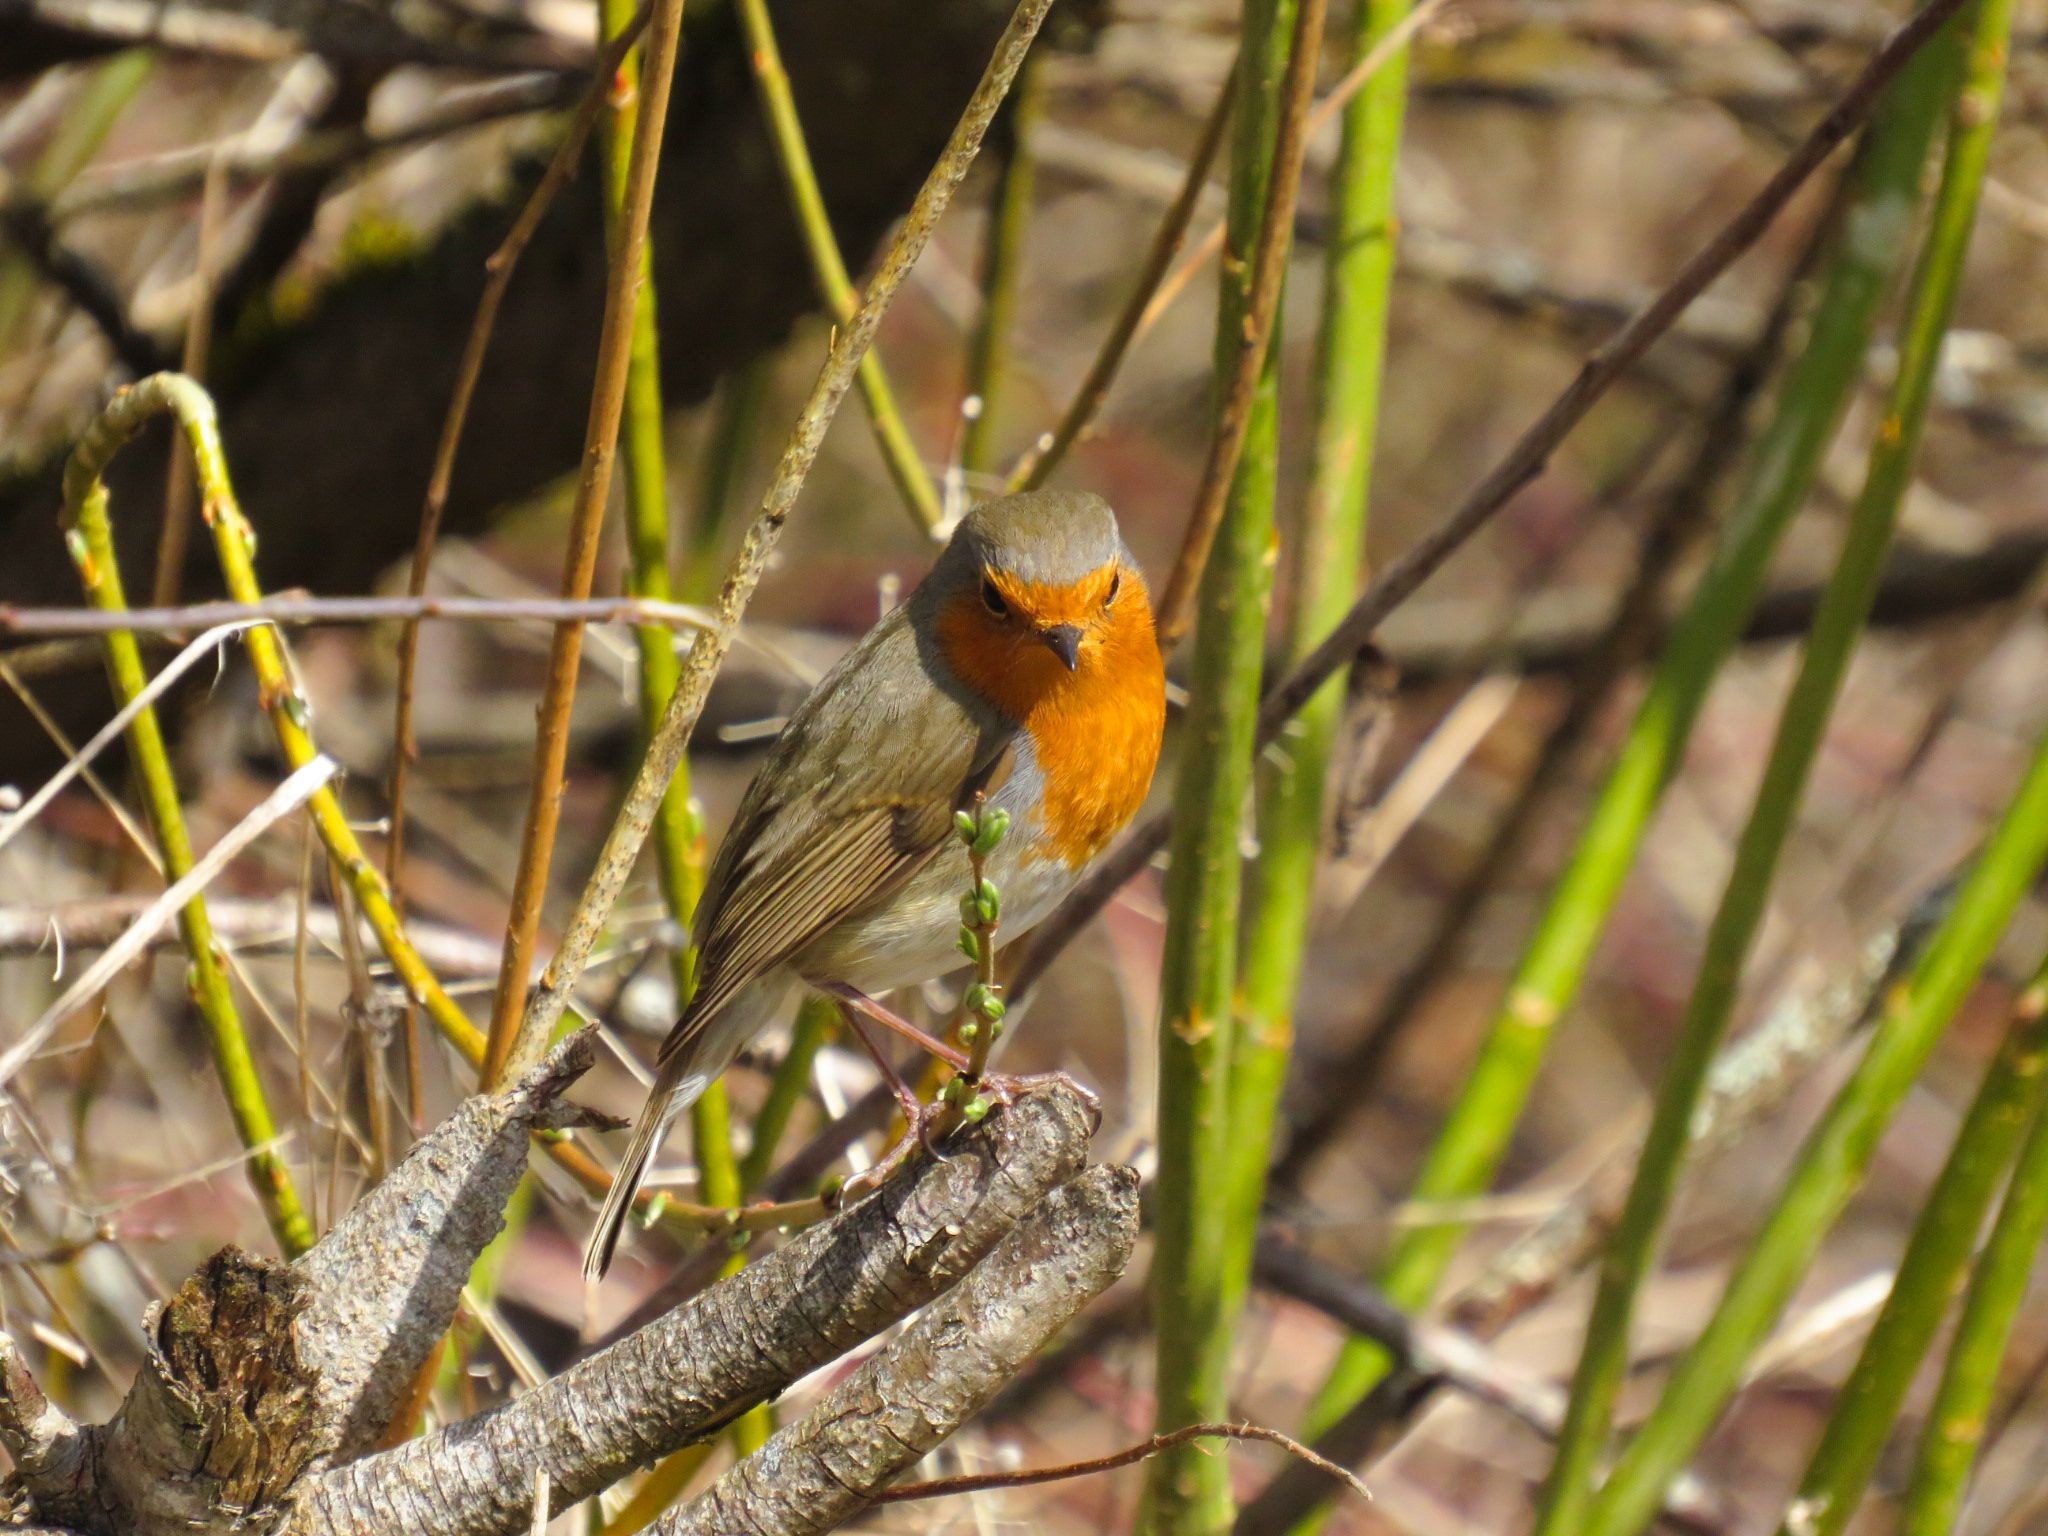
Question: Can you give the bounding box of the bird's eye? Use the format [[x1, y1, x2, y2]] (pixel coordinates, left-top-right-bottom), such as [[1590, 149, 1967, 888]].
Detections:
[[980, 576, 1009, 618], [1105, 570, 1121, 608]]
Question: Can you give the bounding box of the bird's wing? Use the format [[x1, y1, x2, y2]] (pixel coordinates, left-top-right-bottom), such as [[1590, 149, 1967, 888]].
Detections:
[[658, 612, 1008, 1065]]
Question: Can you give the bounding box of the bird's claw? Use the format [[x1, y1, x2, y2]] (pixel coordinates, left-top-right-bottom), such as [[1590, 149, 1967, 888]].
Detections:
[[840, 1069, 1101, 1204], [842, 1091, 953, 1201]]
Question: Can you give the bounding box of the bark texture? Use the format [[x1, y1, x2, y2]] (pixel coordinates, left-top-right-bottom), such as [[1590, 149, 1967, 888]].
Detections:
[[288, 1084, 1099, 1536], [658, 1164, 1141, 1536], [290, 1029, 596, 1465]]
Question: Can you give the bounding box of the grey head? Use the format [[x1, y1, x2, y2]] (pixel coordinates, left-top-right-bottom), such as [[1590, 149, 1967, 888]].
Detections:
[[914, 490, 1133, 674], [935, 490, 1125, 588]]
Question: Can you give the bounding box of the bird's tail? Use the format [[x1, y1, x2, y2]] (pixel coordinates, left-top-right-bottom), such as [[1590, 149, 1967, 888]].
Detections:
[[582, 1050, 710, 1282]]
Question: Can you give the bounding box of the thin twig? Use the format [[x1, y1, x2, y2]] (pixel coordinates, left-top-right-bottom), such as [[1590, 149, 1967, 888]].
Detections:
[[0, 621, 259, 854], [1004, 63, 1236, 492], [0, 756, 339, 1091], [44, 72, 583, 222], [0, 593, 714, 636], [1134, 0, 1452, 347], [876, 1421, 1371, 1506], [506, 0, 1058, 1080], [480, 0, 685, 1086], [1273, 176, 1833, 1185], [387, 0, 653, 967], [152, 153, 226, 608]]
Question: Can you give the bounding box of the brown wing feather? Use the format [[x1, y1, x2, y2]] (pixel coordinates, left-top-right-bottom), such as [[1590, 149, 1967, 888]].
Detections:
[[655, 611, 1013, 1068]]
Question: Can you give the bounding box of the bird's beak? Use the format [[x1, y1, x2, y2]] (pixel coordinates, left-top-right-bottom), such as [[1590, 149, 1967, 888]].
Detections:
[[1041, 624, 1082, 671]]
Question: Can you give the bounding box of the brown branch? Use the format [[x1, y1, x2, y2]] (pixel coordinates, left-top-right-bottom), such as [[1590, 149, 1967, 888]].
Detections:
[[1008, 0, 1976, 1001], [877, 1420, 1370, 1508], [479, 0, 687, 1086], [508, 0, 1059, 1078], [290, 1085, 1099, 1536], [1004, 62, 1238, 492], [386, 0, 653, 1041], [1271, 176, 1833, 1184], [1150, 0, 1327, 647], [655, 1164, 1139, 1536]]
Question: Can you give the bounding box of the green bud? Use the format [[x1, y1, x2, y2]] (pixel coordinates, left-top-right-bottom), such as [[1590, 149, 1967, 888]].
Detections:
[[960, 893, 983, 926], [954, 810, 978, 842], [977, 878, 1001, 920], [957, 928, 982, 964], [962, 1097, 990, 1124], [941, 1076, 969, 1105], [633, 1191, 670, 1231], [958, 1021, 979, 1044], [988, 1015, 1006, 1040], [972, 810, 1011, 856]]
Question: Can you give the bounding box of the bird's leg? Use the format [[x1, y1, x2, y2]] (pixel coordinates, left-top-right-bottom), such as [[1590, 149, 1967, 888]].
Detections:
[[828, 988, 956, 1186], [820, 983, 969, 1071], [832, 998, 925, 1130]]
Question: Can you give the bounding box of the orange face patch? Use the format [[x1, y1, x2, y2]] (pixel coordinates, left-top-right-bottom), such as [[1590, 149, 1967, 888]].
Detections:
[[935, 566, 1166, 867], [981, 565, 1120, 630]]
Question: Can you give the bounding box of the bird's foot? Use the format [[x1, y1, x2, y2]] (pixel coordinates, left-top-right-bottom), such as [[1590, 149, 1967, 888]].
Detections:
[[841, 1091, 954, 1200]]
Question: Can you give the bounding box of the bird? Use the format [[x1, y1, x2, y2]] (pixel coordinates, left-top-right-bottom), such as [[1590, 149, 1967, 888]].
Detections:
[[584, 489, 1167, 1280]]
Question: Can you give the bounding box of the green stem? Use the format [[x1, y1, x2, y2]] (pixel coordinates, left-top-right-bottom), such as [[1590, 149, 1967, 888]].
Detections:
[[1224, 0, 1414, 1440], [1142, 0, 1299, 1529], [1783, 946, 2048, 1536], [1575, 10, 2013, 1524], [732, 0, 942, 531], [1298, 18, 1959, 1469], [64, 374, 718, 1250], [61, 397, 313, 1259], [1900, 961, 2048, 1533], [960, 54, 1040, 480], [1582, 720, 2048, 1536], [1536, 23, 1981, 1530], [601, 0, 763, 1460]]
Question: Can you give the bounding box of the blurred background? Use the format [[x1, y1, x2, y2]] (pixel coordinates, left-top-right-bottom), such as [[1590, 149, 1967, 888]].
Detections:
[[3, 0, 2048, 1529]]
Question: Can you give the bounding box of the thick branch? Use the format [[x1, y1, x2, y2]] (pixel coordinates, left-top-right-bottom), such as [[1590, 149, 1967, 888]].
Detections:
[[290, 1085, 1098, 1536], [291, 1030, 596, 1465], [658, 1164, 1141, 1536]]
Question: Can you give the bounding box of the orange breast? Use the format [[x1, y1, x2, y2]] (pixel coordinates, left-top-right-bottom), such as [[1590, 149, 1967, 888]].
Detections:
[[936, 588, 1166, 867]]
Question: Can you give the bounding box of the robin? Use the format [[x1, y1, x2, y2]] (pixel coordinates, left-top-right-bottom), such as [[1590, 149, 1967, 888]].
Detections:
[[585, 489, 1167, 1278]]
